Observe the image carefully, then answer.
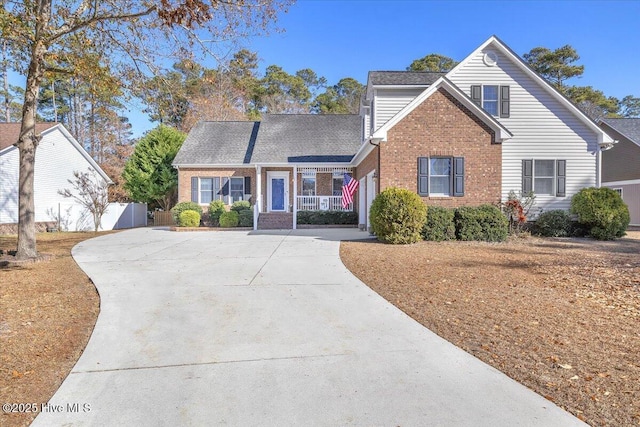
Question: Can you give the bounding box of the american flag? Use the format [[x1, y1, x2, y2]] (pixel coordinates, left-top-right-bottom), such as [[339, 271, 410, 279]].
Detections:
[[341, 173, 359, 209]]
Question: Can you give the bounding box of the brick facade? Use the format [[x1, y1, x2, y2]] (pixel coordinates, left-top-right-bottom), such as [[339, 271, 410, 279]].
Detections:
[[178, 168, 257, 211], [381, 88, 501, 208]]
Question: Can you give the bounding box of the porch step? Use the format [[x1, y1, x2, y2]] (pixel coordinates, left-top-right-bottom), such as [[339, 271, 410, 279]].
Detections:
[[257, 212, 293, 230]]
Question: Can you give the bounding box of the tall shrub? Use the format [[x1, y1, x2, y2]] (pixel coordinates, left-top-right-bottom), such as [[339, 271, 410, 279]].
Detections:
[[369, 187, 427, 244], [571, 187, 629, 240]]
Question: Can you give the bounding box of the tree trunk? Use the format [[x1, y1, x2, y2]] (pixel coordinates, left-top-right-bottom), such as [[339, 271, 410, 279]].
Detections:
[[15, 31, 48, 259], [2, 40, 9, 122]]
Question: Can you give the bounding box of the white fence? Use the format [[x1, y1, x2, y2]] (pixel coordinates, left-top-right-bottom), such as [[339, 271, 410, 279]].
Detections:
[[48, 202, 147, 231]]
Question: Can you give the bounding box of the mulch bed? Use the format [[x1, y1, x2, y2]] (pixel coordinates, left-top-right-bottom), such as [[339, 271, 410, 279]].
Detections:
[[340, 232, 640, 427], [0, 232, 115, 427]]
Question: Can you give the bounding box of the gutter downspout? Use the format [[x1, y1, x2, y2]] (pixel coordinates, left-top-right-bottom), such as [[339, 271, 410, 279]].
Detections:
[[368, 138, 381, 193]]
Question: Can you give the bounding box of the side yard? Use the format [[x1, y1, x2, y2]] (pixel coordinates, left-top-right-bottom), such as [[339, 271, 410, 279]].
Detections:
[[341, 232, 640, 427], [0, 232, 111, 427]]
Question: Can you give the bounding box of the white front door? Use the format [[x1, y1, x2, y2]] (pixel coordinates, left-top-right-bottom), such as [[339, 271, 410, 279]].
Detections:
[[267, 171, 289, 212]]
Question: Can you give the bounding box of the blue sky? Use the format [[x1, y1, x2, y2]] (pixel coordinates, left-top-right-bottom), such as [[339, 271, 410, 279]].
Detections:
[[15, 0, 640, 137], [190, 0, 638, 138]]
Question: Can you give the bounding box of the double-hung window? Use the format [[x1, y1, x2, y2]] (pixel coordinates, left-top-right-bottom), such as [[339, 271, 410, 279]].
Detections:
[[332, 177, 343, 196], [418, 156, 465, 197], [471, 85, 510, 118], [302, 176, 316, 196], [230, 177, 244, 203], [522, 160, 566, 197], [191, 176, 250, 204]]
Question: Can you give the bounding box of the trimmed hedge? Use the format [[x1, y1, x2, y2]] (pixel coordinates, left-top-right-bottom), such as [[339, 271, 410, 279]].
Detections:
[[238, 209, 253, 227], [171, 202, 203, 223], [219, 211, 239, 228], [296, 210, 358, 225], [231, 200, 251, 213], [370, 187, 427, 244], [422, 206, 456, 241], [178, 210, 201, 227], [454, 205, 508, 242], [208, 200, 226, 224], [571, 187, 629, 240], [534, 210, 572, 237]]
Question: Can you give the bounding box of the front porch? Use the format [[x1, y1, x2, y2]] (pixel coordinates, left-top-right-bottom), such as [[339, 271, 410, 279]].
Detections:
[[254, 165, 355, 230]]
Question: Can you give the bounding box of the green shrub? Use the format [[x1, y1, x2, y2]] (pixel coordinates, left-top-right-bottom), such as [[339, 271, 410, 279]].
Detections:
[[171, 202, 203, 223], [238, 209, 253, 227], [231, 200, 251, 213], [296, 210, 358, 225], [219, 211, 239, 228], [534, 210, 572, 237], [178, 210, 201, 227], [571, 187, 629, 240], [454, 205, 508, 242], [208, 200, 226, 224], [422, 206, 456, 241], [369, 187, 427, 244]]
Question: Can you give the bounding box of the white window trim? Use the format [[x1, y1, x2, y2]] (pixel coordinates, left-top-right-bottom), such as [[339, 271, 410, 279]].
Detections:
[[301, 176, 317, 196]]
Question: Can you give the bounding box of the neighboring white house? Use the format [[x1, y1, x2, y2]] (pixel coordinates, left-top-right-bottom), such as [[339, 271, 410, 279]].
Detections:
[[0, 123, 116, 231]]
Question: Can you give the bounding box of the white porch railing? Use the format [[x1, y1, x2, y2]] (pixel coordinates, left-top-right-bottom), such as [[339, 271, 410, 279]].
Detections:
[[296, 196, 352, 211]]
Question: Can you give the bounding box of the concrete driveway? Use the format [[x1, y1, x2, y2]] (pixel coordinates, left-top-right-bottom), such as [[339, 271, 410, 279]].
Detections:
[[33, 227, 585, 426]]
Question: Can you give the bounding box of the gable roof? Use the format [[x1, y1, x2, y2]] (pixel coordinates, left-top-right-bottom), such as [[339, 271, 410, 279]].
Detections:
[[600, 118, 640, 147], [173, 114, 362, 166], [372, 77, 512, 143], [448, 35, 614, 146], [365, 71, 445, 100], [0, 123, 113, 184], [0, 122, 57, 151]]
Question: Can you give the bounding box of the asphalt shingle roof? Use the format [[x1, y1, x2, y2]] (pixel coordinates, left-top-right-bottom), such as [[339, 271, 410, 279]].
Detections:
[[365, 71, 445, 100], [368, 71, 446, 86], [0, 123, 58, 151], [601, 118, 640, 145], [173, 114, 362, 166]]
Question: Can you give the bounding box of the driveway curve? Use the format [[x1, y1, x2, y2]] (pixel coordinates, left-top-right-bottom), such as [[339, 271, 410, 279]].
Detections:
[[33, 227, 585, 426]]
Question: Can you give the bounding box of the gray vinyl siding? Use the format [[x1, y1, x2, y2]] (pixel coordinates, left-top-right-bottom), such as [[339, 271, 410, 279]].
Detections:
[[601, 127, 640, 182], [602, 182, 640, 226], [374, 88, 425, 131], [448, 45, 600, 214]]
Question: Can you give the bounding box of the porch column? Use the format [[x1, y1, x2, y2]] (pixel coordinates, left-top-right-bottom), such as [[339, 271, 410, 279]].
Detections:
[[256, 165, 262, 213], [293, 164, 297, 230]]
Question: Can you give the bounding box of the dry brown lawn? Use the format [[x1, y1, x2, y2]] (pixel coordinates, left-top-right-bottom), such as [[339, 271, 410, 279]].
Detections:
[[0, 232, 115, 427], [341, 231, 640, 427]]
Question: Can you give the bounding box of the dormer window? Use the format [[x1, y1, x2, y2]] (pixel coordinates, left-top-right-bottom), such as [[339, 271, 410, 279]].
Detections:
[[471, 85, 510, 118]]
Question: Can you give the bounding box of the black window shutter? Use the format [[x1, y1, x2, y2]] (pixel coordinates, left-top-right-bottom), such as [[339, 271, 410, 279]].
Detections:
[[500, 86, 510, 118], [191, 177, 198, 203], [471, 85, 482, 107], [418, 157, 429, 195], [453, 157, 465, 197], [556, 160, 566, 197], [222, 177, 230, 204], [213, 177, 221, 201], [522, 160, 533, 193], [244, 176, 251, 196]]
